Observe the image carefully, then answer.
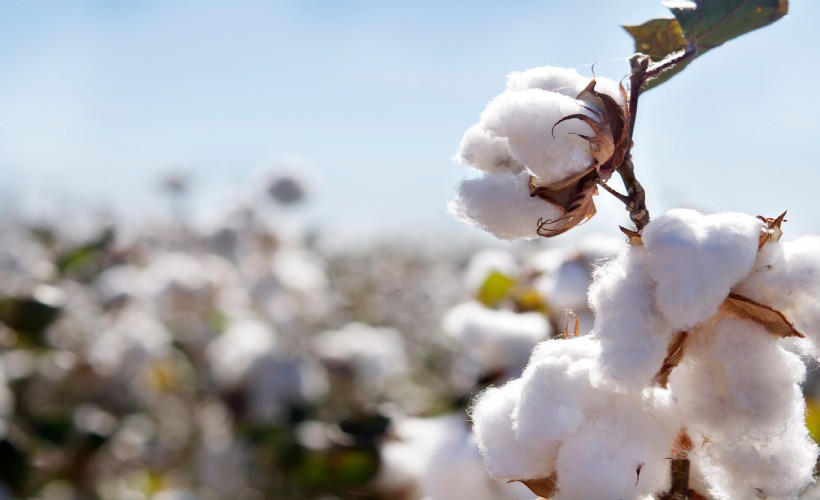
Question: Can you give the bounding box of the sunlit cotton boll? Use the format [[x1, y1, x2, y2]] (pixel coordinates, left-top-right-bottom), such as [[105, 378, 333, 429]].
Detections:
[[641, 209, 762, 331], [480, 88, 596, 185], [587, 248, 678, 391], [553, 389, 679, 500], [454, 124, 525, 175], [448, 171, 563, 240], [734, 235, 820, 350], [667, 318, 817, 499]]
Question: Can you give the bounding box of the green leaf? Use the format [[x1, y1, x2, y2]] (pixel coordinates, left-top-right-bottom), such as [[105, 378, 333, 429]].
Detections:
[[624, 0, 788, 90], [623, 18, 691, 89], [475, 271, 516, 308], [670, 0, 788, 51]]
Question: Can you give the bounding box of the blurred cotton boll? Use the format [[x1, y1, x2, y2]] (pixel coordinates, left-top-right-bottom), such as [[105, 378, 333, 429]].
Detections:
[[312, 322, 408, 398], [442, 301, 549, 383], [378, 413, 533, 500]]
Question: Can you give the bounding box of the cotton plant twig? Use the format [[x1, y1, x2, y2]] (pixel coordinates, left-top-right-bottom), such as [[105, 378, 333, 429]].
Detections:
[[604, 46, 698, 233]]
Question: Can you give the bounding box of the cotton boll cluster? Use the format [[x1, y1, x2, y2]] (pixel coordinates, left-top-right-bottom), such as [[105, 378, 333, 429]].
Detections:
[[470, 209, 820, 498], [450, 66, 624, 239]]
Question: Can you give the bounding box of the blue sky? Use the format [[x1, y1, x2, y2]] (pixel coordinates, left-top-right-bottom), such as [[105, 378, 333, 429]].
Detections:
[[0, 1, 818, 246]]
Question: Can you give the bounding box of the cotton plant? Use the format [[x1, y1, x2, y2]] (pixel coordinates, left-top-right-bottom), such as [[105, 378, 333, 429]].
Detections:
[[449, 2, 813, 498]]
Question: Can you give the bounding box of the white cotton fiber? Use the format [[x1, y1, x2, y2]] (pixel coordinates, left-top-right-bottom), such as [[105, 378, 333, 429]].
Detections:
[[588, 248, 678, 390], [514, 336, 601, 463], [554, 392, 678, 500], [642, 209, 762, 330], [448, 171, 562, 240], [470, 379, 545, 480], [735, 236, 820, 347], [505, 66, 625, 106], [669, 318, 806, 437], [693, 411, 818, 500], [481, 89, 595, 185], [455, 124, 525, 175], [669, 317, 817, 498], [443, 301, 550, 377]]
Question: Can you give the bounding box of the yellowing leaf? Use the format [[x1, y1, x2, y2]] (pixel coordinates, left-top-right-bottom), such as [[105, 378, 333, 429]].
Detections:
[[805, 398, 820, 444], [475, 271, 516, 308]]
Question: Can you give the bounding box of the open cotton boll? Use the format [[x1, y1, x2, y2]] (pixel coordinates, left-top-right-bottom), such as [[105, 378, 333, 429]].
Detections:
[[514, 336, 601, 467], [689, 392, 817, 500], [455, 124, 524, 175], [482, 89, 595, 185], [505, 66, 625, 106], [735, 236, 820, 346], [443, 301, 550, 378], [554, 390, 678, 500], [448, 171, 562, 240], [669, 318, 806, 437], [470, 379, 547, 481], [588, 248, 678, 391], [642, 209, 762, 331]]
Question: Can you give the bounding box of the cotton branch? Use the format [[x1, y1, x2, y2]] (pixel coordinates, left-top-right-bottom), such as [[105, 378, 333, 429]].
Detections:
[[610, 47, 697, 233]]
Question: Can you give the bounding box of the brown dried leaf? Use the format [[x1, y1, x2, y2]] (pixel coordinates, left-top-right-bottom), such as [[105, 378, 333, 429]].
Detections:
[[553, 80, 631, 181], [620, 225, 643, 247], [529, 166, 595, 209], [722, 293, 804, 338], [515, 472, 558, 498], [536, 179, 598, 238], [756, 210, 786, 250], [654, 331, 689, 388]]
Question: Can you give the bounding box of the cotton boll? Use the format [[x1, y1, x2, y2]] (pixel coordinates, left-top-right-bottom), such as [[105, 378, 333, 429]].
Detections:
[[669, 318, 806, 438], [470, 379, 547, 480], [642, 209, 762, 330], [455, 124, 525, 175], [554, 391, 678, 500], [442, 302, 550, 378], [513, 336, 601, 468], [690, 396, 817, 500], [482, 89, 595, 185], [448, 172, 562, 240], [735, 236, 820, 346], [588, 249, 678, 391]]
